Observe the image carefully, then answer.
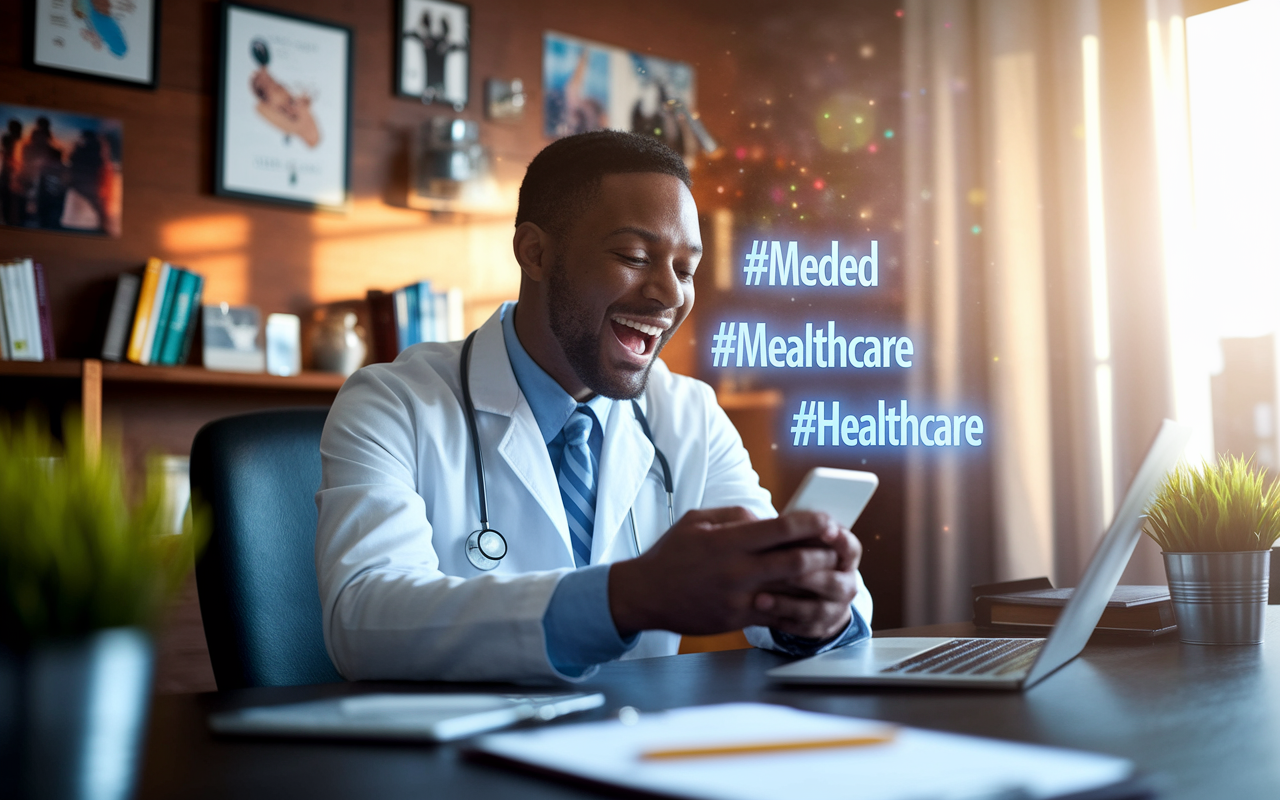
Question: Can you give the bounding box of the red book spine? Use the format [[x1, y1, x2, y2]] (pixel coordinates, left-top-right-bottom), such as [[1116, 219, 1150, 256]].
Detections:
[[32, 261, 56, 360]]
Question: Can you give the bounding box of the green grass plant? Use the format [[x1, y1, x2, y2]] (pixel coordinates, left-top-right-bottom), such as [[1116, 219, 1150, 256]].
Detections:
[[1144, 455, 1280, 553], [0, 413, 207, 647]]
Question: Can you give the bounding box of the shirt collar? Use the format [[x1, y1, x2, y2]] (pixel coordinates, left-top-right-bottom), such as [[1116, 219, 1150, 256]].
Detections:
[[500, 302, 613, 444]]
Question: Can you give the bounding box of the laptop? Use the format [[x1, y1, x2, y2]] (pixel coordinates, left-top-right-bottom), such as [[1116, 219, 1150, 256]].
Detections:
[[767, 419, 1192, 690]]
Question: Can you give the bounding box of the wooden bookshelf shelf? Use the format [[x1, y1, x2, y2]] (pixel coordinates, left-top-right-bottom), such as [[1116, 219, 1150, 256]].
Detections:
[[1, 358, 347, 456]]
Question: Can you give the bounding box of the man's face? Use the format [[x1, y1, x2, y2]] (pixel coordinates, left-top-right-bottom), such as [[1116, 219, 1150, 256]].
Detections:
[[545, 172, 701, 400]]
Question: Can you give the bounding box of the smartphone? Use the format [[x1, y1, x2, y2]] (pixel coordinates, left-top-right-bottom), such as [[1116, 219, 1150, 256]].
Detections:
[[782, 467, 879, 529]]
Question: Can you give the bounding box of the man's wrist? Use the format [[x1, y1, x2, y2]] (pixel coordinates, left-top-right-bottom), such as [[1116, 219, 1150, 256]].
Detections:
[[607, 559, 650, 638]]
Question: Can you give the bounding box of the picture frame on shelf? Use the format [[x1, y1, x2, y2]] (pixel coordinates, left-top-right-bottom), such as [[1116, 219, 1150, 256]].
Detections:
[[215, 2, 353, 212], [395, 0, 470, 110], [25, 0, 161, 89]]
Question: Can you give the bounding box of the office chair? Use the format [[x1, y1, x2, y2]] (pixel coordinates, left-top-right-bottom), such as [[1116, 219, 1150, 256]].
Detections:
[[190, 408, 343, 689]]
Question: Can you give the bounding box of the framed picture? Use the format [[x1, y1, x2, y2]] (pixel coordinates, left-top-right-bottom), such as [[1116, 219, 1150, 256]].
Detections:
[[215, 3, 352, 211], [543, 31, 696, 157], [0, 103, 124, 237], [396, 0, 470, 109], [25, 0, 161, 88]]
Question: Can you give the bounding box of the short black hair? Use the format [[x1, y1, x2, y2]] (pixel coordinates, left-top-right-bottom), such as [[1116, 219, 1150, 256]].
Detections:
[[515, 130, 691, 237]]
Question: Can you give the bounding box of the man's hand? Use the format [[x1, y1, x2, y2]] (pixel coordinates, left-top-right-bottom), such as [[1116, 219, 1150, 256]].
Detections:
[[608, 508, 862, 641]]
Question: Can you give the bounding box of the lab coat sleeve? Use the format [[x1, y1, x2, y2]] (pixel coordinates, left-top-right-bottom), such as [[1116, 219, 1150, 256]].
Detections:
[[685, 379, 875, 651], [314, 365, 572, 683]]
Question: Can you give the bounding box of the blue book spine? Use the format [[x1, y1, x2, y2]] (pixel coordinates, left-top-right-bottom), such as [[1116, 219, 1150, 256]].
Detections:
[[393, 287, 410, 353], [148, 268, 181, 364], [405, 283, 421, 346]]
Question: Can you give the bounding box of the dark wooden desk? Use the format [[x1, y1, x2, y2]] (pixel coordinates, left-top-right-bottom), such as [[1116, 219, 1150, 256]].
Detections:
[[137, 609, 1280, 800]]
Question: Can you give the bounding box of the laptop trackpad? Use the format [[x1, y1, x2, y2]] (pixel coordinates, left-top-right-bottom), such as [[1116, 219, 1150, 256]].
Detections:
[[772, 637, 952, 678]]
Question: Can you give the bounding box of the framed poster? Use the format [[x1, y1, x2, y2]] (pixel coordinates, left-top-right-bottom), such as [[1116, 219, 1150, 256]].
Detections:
[[396, 0, 470, 109], [543, 31, 695, 156], [215, 3, 352, 211], [26, 0, 160, 88], [0, 103, 124, 237]]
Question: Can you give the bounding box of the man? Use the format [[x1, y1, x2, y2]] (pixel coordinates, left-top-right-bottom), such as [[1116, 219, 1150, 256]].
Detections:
[[316, 130, 872, 682]]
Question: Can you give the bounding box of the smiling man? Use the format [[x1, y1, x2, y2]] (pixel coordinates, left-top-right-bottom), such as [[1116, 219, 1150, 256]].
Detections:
[[315, 131, 873, 682]]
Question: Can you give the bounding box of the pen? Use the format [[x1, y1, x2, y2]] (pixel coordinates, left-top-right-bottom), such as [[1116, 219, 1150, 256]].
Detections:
[[640, 730, 897, 760]]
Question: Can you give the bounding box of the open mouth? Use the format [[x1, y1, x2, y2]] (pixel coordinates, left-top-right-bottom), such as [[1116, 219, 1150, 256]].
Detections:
[[610, 315, 667, 358]]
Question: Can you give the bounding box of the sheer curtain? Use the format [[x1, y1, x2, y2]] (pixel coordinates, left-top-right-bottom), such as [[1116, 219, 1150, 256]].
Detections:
[[901, 0, 1200, 624]]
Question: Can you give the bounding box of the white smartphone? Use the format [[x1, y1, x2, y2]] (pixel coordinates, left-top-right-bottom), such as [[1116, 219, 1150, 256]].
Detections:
[[782, 467, 879, 529]]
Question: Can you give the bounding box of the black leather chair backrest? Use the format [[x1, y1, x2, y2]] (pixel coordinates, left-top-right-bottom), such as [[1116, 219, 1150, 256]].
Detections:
[[190, 408, 343, 689]]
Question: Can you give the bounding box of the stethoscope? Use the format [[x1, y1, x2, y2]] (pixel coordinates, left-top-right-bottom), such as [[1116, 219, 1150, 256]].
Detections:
[[459, 330, 675, 571]]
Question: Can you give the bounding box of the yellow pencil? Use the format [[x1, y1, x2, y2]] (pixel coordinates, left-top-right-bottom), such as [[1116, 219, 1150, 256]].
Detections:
[[640, 730, 897, 760]]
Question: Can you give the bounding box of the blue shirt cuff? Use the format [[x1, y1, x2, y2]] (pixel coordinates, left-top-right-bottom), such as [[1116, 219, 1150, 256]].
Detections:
[[769, 604, 870, 657], [543, 563, 640, 676]]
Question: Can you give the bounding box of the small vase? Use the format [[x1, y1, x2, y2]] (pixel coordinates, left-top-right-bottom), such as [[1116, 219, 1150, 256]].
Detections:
[[310, 309, 368, 377], [1163, 551, 1270, 645], [1, 627, 154, 800]]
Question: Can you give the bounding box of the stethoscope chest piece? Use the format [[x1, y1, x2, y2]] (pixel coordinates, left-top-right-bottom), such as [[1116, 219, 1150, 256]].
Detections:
[[465, 528, 507, 571]]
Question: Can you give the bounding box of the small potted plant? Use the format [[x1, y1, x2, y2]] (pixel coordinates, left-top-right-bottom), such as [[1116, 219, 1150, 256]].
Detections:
[[0, 414, 205, 800], [1144, 455, 1280, 645]]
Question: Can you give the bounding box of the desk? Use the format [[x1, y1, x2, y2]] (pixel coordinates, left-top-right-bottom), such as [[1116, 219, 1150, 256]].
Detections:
[[137, 609, 1280, 800]]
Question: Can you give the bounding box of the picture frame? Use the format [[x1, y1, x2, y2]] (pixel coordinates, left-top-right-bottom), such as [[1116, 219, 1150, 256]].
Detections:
[[215, 2, 353, 212], [395, 0, 471, 110], [25, 0, 161, 89]]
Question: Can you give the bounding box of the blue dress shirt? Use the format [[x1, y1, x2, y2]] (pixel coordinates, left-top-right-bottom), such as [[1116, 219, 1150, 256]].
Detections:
[[499, 303, 866, 676]]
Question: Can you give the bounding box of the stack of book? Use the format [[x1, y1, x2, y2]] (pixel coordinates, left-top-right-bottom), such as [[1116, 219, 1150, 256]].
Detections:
[[0, 257, 55, 361], [101, 257, 205, 366], [972, 577, 1177, 637], [365, 281, 464, 363]]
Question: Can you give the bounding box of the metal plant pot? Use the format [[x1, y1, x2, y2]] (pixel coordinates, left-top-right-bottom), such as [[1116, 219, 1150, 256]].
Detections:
[[1163, 551, 1271, 645], [0, 627, 153, 800]]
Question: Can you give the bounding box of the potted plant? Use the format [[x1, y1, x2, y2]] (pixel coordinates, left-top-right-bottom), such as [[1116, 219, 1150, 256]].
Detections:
[[1144, 455, 1280, 645], [0, 414, 205, 800]]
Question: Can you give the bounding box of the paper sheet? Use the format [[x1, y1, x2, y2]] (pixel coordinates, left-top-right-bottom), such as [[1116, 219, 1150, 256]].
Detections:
[[473, 703, 1134, 800]]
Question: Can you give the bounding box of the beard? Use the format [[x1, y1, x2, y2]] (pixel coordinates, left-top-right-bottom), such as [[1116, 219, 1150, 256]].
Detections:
[[546, 257, 675, 400]]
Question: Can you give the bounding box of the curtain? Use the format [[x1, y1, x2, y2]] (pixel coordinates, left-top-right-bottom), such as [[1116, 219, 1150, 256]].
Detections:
[[902, 0, 1201, 624]]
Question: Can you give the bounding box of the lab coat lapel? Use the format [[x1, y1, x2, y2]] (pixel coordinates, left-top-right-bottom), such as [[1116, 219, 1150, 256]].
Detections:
[[591, 397, 655, 564], [466, 311, 574, 563]]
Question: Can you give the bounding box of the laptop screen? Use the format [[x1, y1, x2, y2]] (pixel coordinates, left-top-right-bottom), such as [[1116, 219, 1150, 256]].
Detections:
[[1024, 419, 1192, 687]]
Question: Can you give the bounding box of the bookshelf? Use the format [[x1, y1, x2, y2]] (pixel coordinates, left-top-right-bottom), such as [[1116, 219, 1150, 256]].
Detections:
[[0, 358, 345, 464]]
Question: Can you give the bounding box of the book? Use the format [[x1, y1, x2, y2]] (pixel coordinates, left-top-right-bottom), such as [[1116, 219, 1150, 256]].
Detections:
[[175, 272, 204, 366], [432, 288, 448, 342], [446, 287, 465, 341], [4, 259, 43, 361], [0, 262, 22, 359], [0, 265, 9, 359], [157, 269, 200, 366], [31, 262, 55, 360], [392, 287, 410, 353], [101, 273, 142, 361], [142, 262, 176, 365], [973, 577, 1176, 636], [126, 257, 165, 364], [416, 280, 433, 343], [405, 283, 421, 347], [365, 290, 397, 363]]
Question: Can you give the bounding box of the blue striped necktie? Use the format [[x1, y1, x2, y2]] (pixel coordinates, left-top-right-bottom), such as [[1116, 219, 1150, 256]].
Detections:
[[558, 407, 598, 567]]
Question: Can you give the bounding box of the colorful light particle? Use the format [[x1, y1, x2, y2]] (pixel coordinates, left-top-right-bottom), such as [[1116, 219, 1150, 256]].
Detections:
[[868, 143, 878, 153], [813, 179, 825, 190], [896, 9, 904, 17], [971, 224, 982, 235], [884, 129, 895, 138]]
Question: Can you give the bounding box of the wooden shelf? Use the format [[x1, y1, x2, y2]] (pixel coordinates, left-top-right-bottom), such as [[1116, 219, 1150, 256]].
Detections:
[[2, 358, 348, 391], [2, 358, 348, 456], [0, 358, 85, 378], [99, 362, 347, 391]]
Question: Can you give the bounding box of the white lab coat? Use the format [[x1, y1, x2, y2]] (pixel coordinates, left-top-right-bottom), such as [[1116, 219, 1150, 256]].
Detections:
[[315, 308, 873, 682]]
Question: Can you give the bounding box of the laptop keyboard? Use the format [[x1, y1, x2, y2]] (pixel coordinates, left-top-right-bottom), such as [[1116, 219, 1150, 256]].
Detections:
[[879, 638, 1044, 677]]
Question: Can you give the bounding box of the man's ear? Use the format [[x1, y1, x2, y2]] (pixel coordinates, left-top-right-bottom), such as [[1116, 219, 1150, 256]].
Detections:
[[513, 222, 555, 282]]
